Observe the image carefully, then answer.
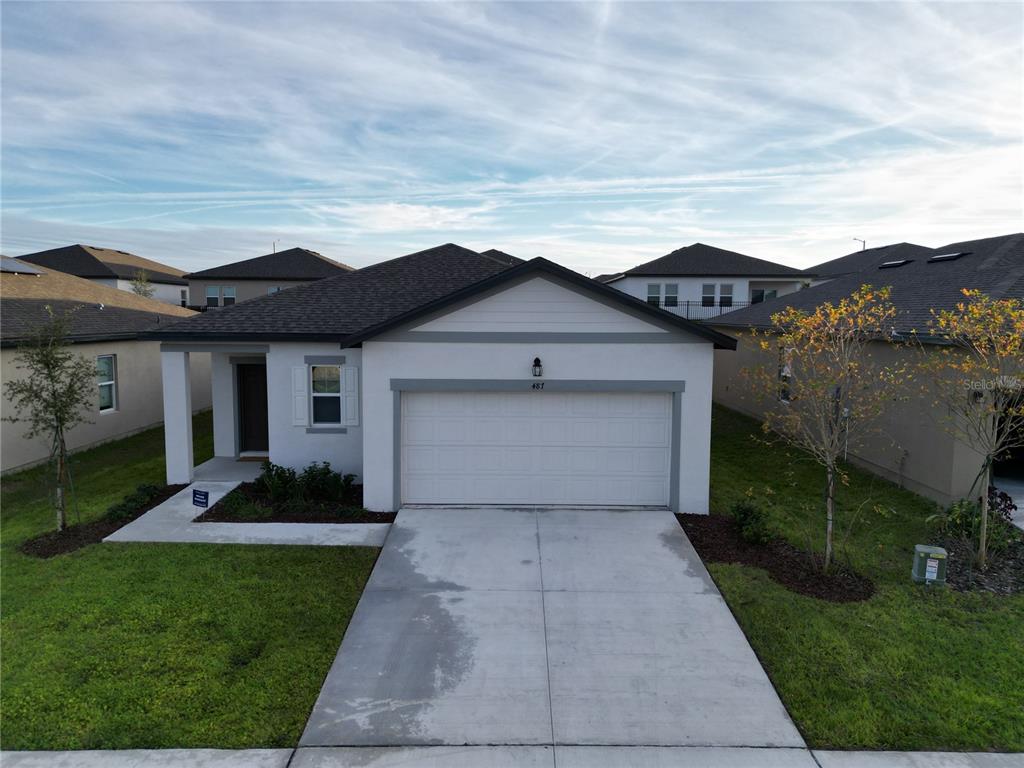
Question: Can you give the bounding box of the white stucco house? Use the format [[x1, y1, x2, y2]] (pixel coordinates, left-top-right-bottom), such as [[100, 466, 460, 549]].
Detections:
[[148, 244, 736, 513], [597, 243, 810, 320]]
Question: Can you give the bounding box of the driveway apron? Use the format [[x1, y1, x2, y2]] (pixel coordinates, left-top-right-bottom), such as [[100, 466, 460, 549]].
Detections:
[[300, 507, 804, 748]]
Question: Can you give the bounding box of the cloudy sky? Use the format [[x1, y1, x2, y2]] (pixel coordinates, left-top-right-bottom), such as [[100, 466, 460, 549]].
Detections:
[[1, 2, 1021, 275]]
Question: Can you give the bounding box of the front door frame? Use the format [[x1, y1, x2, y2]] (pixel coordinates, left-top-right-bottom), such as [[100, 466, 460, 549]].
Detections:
[[231, 356, 268, 455]]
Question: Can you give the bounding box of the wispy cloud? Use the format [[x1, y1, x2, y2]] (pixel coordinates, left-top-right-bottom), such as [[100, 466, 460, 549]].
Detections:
[[1, 1, 1020, 274]]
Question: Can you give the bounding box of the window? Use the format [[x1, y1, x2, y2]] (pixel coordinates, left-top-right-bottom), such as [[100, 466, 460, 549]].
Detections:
[[206, 285, 220, 307], [180, 289, 187, 307], [701, 284, 715, 307], [97, 355, 117, 412], [646, 284, 661, 307], [719, 283, 734, 308], [311, 366, 342, 424], [664, 284, 679, 308], [222, 286, 236, 306], [751, 288, 776, 304], [268, 286, 281, 295]]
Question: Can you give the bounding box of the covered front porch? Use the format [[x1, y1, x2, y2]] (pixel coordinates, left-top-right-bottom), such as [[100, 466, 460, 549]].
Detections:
[[161, 343, 270, 484]]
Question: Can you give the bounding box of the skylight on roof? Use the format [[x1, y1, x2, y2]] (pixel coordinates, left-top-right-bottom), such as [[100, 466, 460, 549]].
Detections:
[[878, 259, 912, 269], [927, 252, 969, 263]]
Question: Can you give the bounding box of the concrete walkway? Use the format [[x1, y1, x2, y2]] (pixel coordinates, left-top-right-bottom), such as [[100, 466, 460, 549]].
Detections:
[[301, 507, 803, 749], [4, 748, 1022, 767], [104, 458, 390, 547]]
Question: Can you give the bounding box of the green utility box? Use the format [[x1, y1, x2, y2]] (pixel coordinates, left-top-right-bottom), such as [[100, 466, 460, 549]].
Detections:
[[912, 544, 948, 586]]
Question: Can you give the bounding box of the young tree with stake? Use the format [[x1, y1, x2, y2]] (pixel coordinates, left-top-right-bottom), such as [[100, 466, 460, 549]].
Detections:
[[745, 285, 910, 571], [916, 289, 1024, 569], [3, 307, 97, 531]]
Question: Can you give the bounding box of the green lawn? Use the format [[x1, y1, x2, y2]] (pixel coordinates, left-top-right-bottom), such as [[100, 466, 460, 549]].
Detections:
[[1, 412, 379, 750], [708, 404, 1024, 751]]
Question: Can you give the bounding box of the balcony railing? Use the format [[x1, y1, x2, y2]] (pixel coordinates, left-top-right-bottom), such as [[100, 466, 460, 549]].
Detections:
[[645, 300, 754, 320]]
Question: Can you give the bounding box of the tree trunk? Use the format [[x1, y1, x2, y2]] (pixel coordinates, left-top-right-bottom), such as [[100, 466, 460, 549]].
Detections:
[[55, 432, 68, 532], [824, 463, 835, 572], [978, 463, 990, 570]]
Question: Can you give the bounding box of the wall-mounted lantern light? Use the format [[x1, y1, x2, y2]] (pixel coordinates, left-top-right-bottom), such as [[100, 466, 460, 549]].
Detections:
[[532, 357, 543, 377]]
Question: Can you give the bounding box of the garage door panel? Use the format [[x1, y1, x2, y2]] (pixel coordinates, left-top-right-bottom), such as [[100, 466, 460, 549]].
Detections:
[[402, 391, 671, 506]]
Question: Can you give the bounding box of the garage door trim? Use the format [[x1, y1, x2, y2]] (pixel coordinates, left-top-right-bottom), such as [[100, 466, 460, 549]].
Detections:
[[391, 378, 685, 393], [391, 379, 684, 510]]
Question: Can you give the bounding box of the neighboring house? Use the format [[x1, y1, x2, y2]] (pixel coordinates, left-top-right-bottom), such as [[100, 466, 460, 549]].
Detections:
[[16, 244, 189, 306], [186, 247, 354, 308], [1, 257, 211, 474], [710, 233, 1024, 507], [599, 243, 810, 320], [149, 243, 735, 513]]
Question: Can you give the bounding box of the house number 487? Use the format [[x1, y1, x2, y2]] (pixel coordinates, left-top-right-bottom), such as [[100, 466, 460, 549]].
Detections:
[[531, 382, 545, 390]]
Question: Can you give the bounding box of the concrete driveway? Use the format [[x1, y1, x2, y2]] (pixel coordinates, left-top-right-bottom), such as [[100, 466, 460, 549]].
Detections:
[[301, 507, 803, 749]]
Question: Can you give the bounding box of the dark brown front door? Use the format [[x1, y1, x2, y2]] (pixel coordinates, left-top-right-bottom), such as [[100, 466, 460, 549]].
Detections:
[[237, 364, 268, 453]]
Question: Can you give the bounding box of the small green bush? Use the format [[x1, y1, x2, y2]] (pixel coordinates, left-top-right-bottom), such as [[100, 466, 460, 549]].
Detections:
[[257, 461, 299, 503], [219, 490, 270, 520], [731, 500, 773, 545], [105, 484, 163, 521], [928, 492, 1021, 555]]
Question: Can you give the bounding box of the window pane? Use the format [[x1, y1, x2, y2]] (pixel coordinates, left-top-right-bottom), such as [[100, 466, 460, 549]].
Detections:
[[313, 397, 341, 423], [701, 284, 715, 296], [96, 356, 113, 382], [720, 283, 734, 297], [206, 286, 219, 298], [664, 284, 678, 307], [99, 383, 114, 410], [206, 296, 219, 307], [223, 297, 235, 306], [646, 284, 660, 307], [312, 366, 340, 393]]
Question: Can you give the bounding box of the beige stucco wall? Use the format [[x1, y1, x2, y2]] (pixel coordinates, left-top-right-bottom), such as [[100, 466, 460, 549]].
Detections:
[[1, 341, 211, 473], [711, 328, 984, 507], [187, 279, 314, 306]]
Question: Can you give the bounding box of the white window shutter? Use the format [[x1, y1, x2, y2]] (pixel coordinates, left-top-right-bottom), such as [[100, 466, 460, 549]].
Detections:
[[291, 366, 309, 426], [342, 365, 359, 426]]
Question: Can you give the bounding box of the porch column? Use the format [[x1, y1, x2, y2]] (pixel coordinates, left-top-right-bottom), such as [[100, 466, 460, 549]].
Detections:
[[161, 350, 194, 484]]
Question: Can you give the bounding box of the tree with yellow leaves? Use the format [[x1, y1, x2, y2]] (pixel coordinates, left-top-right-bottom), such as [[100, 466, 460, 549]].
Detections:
[[916, 289, 1024, 569], [745, 285, 910, 571]]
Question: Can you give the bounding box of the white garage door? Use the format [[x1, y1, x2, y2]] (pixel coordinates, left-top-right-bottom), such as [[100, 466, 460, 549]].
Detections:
[[401, 391, 672, 506]]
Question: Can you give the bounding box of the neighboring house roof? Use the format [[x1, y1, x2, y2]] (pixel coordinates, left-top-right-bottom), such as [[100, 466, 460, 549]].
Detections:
[[147, 243, 736, 349], [593, 273, 624, 283], [711, 233, 1024, 338], [185, 247, 354, 281], [479, 249, 522, 266], [620, 243, 809, 278], [16, 244, 188, 285], [808, 242, 932, 279], [151, 244, 512, 340], [1, 258, 195, 347]]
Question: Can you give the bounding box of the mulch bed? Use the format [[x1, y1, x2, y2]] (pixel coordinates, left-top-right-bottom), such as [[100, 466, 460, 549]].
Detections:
[[18, 484, 186, 559], [936, 536, 1024, 595], [194, 482, 396, 524], [677, 513, 875, 603]]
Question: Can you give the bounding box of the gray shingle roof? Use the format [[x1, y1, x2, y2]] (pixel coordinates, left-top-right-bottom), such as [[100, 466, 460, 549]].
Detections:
[[808, 242, 932, 278], [479, 249, 522, 266], [2, 299, 184, 347], [16, 244, 188, 285], [624, 243, 808, 277], [151, 243, 512, 340], [185, 247, 354, 280], [711, 233, 1024, 336]]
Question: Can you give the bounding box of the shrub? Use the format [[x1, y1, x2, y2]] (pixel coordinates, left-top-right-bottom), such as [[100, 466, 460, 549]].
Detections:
[[219, 489, 270, 520], [929, 488, 1021, 556], [105, 484, 163, 521], [731, 500, 773, 545], [298, 462, 344, 502], [257, 461, 298, 504]]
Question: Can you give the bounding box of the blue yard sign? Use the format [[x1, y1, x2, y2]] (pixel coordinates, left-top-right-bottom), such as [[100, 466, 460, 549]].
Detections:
[[192, 489, 209, 508]]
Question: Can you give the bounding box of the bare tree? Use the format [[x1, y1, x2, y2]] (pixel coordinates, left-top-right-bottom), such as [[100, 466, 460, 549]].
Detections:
[[130, 269, 155, 298], [744, 285, 911, 570], [916, 289, 1024, 569], [3, 308, 97, 531]]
